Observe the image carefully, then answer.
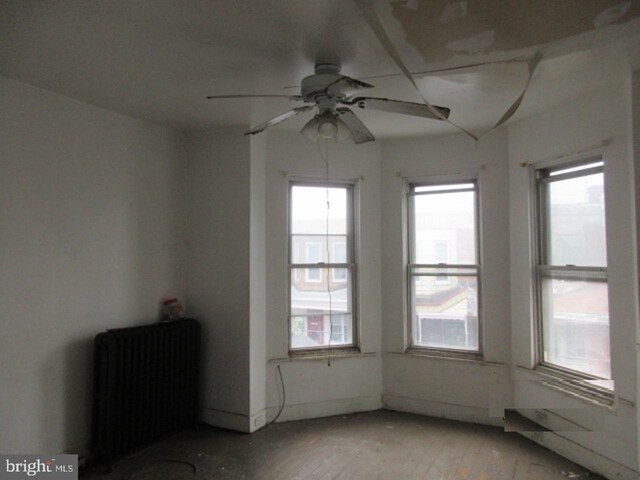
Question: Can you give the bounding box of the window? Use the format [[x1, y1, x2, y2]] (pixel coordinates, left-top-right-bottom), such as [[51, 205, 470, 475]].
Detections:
[[407, 181, 480, 352], [331, 242, 347, 282], [535, 158, 610, 379], [434, 241, 450, 285], [330, 314, 348, 343], [292, 245, 300, 281], [305, 243, 322, 282], [289, 182, 356, 351]]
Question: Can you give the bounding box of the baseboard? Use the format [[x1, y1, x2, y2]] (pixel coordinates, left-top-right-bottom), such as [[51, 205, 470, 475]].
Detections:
[[382, 393, 503, 427], [249, 410, 266, 432], [200, 407, 264, 433], [266, 395, 382, 424], [520, 431, 639, 480]]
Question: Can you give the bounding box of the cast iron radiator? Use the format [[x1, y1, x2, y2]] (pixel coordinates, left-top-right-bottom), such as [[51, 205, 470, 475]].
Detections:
[[91, 318, 200, 465]]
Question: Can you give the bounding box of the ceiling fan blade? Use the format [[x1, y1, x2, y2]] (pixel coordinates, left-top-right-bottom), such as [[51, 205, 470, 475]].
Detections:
[[326, 76, 374, 97], [246, 105, 314, 135], [336, 108, 375, 144], [207, 94, 303, 101], [345, 96, 450, 120]]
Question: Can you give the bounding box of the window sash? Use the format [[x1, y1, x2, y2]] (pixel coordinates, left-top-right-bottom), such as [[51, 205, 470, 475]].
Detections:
[[409, 263, 479, 269], [407, 182, 480, 267], [289, 267, 355, 349], [536, 161, 606, 269], [288, 181, 357, 351], [407, 179, 481, 353], [290, 263, 354, 269], [537, 266, 607, 282], [533, 157, 610, 380], [409, 270, 480, 352], [537, 276, 610, 379], [411, 182, 476, 195]]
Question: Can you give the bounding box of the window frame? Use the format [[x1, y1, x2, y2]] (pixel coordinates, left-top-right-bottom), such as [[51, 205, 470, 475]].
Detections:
[[287, 179, 358, 353], [532, 156, 610, 382], [406, 178, 483, 356]]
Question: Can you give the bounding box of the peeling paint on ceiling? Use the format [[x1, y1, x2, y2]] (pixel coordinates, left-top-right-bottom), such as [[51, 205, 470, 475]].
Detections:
[[391, 0, 640, 63], [0, 0, 637, 136]]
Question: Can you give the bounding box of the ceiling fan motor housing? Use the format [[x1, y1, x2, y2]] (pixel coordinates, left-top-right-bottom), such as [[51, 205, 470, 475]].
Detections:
[[301, 63, 346, 107]]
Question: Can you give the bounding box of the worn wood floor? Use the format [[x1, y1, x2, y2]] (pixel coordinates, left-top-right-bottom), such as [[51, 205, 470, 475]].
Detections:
[[87, 410, 602, 480]]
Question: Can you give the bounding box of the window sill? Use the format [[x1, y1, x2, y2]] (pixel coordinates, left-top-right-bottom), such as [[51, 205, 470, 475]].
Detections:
[[529, 364, 615, 408], [269, 349, 377, 363], [388, 348, 502, 366]]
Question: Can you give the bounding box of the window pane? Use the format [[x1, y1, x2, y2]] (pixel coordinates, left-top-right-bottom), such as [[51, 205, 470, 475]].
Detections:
[[306, 268, 321, 282], [290, 268, 353, 348], [541, 278, 610, 378], [291, 185, 347, 235], [307, 243, 322, 262], [330, 314, 349, 343], [332, 241, 347, 263], [332, 268, 347, 282], [547, 171, 606, 266], [410, 274, 478, 351], [291, 235, 347, 263], [412, 189, 476, 265], [291, 314, 352, 349]]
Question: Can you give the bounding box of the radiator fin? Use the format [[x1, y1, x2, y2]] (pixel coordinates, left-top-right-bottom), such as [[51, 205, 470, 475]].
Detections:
[[91, 319, 200, 465]]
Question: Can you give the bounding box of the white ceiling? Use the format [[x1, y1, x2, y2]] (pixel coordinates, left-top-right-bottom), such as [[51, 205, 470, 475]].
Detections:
[[1, 0, 639, 139]]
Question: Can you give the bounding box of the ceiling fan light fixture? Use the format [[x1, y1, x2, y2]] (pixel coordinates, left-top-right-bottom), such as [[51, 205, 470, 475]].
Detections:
[[302, 111, 350, 142], [318, 117, 338, 139], [301, 116, 320, 141]]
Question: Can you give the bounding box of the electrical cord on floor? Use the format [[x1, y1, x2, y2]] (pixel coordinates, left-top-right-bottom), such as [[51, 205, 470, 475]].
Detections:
[[267, 364, 286, 426]]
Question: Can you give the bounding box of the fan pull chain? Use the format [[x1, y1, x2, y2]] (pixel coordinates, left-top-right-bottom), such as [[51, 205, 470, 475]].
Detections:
[[325, 139, 333, 367], [317, 138, 333, 368]]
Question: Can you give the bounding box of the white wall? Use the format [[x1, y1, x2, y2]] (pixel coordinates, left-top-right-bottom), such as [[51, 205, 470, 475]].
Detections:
[[264, 131, 383, 421], [633, 70, 640, 478], [184, 127, 268, 433], [185, 128, 256, 431], [0, 77, 186, 456], [379, 129, 512, 426], [249, 133, 268, 429], [508, 84, 639, 479]]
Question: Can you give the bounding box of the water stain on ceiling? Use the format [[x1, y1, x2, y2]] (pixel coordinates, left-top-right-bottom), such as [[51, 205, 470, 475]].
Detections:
[[391, 0, 640, 63]]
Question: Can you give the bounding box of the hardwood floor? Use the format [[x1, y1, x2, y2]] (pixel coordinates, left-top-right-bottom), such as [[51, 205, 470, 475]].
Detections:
[[87, 410, 602, 479]]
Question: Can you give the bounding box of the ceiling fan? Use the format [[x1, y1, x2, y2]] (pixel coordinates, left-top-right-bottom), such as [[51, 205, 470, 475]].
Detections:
[[206, 63, 451, 144]]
